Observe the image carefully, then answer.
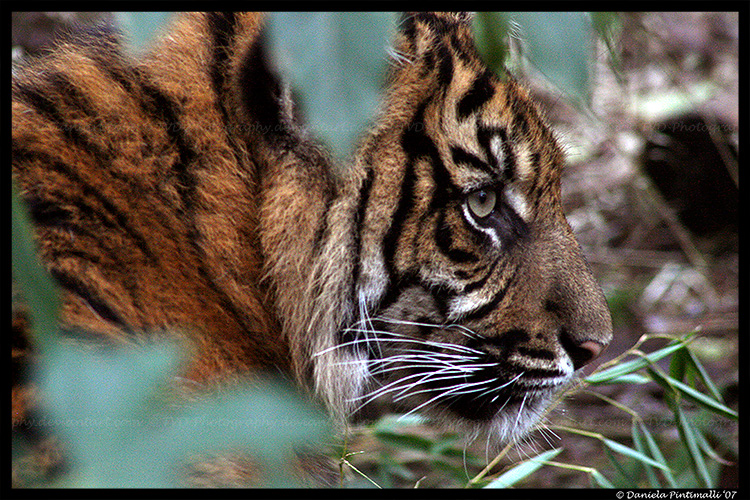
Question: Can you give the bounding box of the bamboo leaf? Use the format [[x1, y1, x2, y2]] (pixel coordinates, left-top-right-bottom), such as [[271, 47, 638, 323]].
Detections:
[[591, 373, 652, 386], [604, 445, 637, 485], [649, 369, 738, 420], [637, 421, 678, 487], [693, 423, 734, 466], [675, 406, 713, 487], [602, 439, 671, 471], [585, 341, 685, 384], [589, 469, 615, 488], [684, 349, 724, 403], [484, 448, 562, 488], [669, 346, 690, 382], [631, 422, 662, 488], [472, 13, 511, 76]]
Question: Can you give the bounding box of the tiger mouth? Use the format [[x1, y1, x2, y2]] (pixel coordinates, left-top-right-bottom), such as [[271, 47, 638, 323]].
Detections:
[[421, 373, 567, 422], [366, 363, 570, 423]]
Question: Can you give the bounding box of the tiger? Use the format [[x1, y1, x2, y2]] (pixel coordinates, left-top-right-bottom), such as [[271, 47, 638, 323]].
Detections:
[[12, 11, 613, 484]]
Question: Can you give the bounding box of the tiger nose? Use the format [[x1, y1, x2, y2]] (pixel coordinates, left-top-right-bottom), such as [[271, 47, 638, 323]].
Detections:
[[560, 330, 606, 370]]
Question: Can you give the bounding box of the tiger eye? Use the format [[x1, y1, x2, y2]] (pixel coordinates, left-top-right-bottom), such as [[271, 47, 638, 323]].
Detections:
[[466, 188, 497, 218]]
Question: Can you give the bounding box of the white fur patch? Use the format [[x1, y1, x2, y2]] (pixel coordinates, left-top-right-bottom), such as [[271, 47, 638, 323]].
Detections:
[[489, 134, 506, 173], [504, 185, 529, 221], [460, 203, 501, 247]]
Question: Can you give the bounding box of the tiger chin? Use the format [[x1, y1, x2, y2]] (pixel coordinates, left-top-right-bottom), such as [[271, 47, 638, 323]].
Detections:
[[12, 10, 613, 478]]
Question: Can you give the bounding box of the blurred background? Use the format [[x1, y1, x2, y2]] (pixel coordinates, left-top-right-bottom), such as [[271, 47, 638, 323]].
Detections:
[[11, 11, 740, 488]]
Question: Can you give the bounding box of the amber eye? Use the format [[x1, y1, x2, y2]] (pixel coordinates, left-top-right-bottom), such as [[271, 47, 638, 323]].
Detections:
[[466, 188, 497, 218]]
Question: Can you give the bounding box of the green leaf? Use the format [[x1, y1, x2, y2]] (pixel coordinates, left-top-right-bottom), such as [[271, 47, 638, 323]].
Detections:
[[593, 373, 652, 385], [590, 12, 623, 82], [675, 406, 713, 487], [603, 445, 637, 485], [636, 421, 677, 487], [631, 422, 662, 488], [39, 339, 330, 487], [648, 369, 738, 420], [164, 380, 330, 459], [509, 12, 593, 104], [12, 182, 61, 351], [589, 469, 615, 488], [684, 349, 724, 403], [115, 12, 173, 54], [472, 13, 511, 76], [585, 341, 686, 384], [266, 12, 396, 162], [602, 439, 671, 471], [373, 429, 433, 453], [484, 448, 562, 488], [669, 346, 690, 382]]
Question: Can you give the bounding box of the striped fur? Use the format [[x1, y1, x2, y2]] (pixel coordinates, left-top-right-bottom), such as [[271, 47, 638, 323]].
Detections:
[[12, 11, 612, 455]]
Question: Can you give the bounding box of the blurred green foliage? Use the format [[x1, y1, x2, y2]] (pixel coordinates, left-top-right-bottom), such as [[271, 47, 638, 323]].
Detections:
[[266, 13, 396, 163]]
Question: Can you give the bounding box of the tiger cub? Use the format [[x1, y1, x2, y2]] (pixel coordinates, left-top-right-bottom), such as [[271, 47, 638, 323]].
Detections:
[[12, 11, 612, 452]]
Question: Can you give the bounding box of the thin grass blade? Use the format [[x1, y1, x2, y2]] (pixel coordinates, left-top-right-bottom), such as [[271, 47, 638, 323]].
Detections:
[[603, 439, 671, 471], [631, 422, 662, 488], [585, 341, 685, 384], [484, 448, 563, 488], [675, 405, 713, 487], [637, 421, 678, 487]]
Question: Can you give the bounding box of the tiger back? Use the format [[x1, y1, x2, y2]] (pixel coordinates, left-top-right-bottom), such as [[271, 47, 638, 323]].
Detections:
[[12, 12, 613, 484]]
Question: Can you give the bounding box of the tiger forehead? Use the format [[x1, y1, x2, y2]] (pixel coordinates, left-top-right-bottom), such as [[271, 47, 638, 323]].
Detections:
[[424, 63, 562, 191]]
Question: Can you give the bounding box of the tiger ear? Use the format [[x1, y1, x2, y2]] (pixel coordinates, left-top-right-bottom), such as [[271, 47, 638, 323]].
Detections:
[[396, 12, 473, 59]]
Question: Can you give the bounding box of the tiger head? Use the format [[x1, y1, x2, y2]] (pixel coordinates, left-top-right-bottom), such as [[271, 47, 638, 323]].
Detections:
[[296, 13, 613, 441]]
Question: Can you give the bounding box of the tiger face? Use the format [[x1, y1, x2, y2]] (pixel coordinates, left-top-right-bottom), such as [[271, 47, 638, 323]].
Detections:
[[324, 13, 613, 438]]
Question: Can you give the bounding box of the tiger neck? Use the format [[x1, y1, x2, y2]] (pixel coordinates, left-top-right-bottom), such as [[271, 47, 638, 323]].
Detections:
[[257, 142, 371, 420]]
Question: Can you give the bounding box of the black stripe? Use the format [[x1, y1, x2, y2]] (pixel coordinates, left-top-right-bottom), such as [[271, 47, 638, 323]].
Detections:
[[435, 210, 479, 264], [25, 196, 75, 230], [476, 196, 529, 243], [14, 79, 110, 165], [435, 42, 454, 89], [400, 13, 419, 47], [462, 269, 516, 321], [13, 146, 157, 263], [206, 12, 251, 174], [528, 151, 546, 211], [457, 70, 495, 120], [462, 259, 501, 293], [449, 32, 476, 64], [133, 76, 198, 214], [237, 30, 290, 143], [352, 167, 374, 300], [412, 13, 461, 34], [470, 327, 528, 352], [477, 125, 516, 182], [382, 102, 429, 286], [133, 70, 259, 339], [49, 269, 129, 329], [517, 346, 555, 361], [207, 12, 238, 103], [48, 248, 104, 266], [450, 146, 495, 178], [509, 92, 535, 138]]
